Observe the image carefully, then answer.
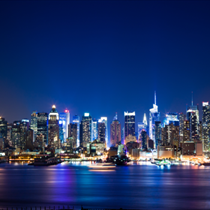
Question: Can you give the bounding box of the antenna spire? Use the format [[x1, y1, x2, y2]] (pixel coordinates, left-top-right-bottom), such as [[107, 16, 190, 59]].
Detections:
[[154, 91, 156, 105]]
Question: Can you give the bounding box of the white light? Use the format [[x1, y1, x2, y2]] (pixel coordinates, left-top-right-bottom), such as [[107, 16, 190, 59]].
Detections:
[[84, 113, 90, 117], [124, 111, 135, 116]]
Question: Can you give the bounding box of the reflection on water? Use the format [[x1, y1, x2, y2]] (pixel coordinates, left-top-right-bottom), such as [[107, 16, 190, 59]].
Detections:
[[0, 162, 210, 209]]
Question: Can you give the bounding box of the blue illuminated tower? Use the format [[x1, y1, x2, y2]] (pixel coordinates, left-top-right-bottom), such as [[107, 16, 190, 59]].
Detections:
[[72, 115, 80, 147]]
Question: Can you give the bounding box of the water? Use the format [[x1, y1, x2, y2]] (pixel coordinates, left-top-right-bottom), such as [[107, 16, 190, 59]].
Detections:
[[0, 162, 210, 209]]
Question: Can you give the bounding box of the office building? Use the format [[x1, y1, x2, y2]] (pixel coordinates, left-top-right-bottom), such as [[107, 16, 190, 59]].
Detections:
[[0, 117, 7, 147], [124, 111, 135, 138], [20, 119, 29, 150], [48, 105, 60, 149], [68, 123, 77, 148], [163, 112, 179, 127], [37, 112, 48, 145], [183, 120, 190, 142], [72, 115, 80, 147], [98, 121, 106, 143], [11, 121, 21, 148], [140, 130, 147, 150], [59, 110, 70, 142], [155, 121, 162, 147], [179, 113, 185, 144], [202, 102, 210, 151], [138, 122, 145, 141], [98, 117, 108, 146], [110, 114, 121, 146], [30, 111, 37, 142], [92, 119, 98, 141], [80, 113, 92, 148]]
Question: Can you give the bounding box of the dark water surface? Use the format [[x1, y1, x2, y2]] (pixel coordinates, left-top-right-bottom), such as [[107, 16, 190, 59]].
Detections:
[[0, 162, 210, 209]]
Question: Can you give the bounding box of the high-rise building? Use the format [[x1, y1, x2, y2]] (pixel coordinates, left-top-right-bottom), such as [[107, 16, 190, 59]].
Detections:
[[155, 121, 162, 147], [48, 105, 60, 149], [0, 117, 7, 148], [179, 113, 185, 144], [59, 110, 70, 142], [149, 92, 160, 147], [68, 123, 77, 148], [202, 102, 210, 151], [91, 119, 98, 141], [20, 119, 29, 150], [37, 112, 48, 145], [30, 111, 37, 142], [7, 123, 12, 146], [124, 111, 135, 138], [110, 114, 121, 146], [72, 115, 80, 147], [80, 113, 92, 148], [183, 120, 190, 142], [98, 117, 108, 146], [163, 113, 179, 127], [140, 130, 147, 150], [137, 122, 145, 141], [11, 121, 21, 148], [98, 121, 106, 143]]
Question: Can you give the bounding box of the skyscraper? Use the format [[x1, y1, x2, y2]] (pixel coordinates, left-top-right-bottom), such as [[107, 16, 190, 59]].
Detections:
[[183, 120, 190, 142], [11, 121, 21, 148], [48, 105, 60, 149], [137, 122, 145, 141], [68, 123, 77, 148], [91, 119, 98, 141], [80, 113, 92, 148], [110, 114, 121, 146], [98, 121, 106, 143], [179, 113, 185, 144], [149, 92, 160, 146], [30, 111, 37, 142], [98, 117, 108, 146], [202, 102, 210, 151], [155, 121, 162, 147], [59, 109, 70, 142], [72, 115, 80, 147], [37, 112, 48, 145], [0, 117, 7, 147], [163, 113, 179, 127], [124, 111, 135, 138], [20, 119, 29, 150]]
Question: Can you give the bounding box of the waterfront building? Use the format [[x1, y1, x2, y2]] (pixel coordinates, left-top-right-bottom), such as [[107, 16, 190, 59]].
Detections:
[[37, 112, 48, 145], [98, 117, 108, 146], [91, 119, 98, 141], [30, 111, 37, 142], [11, 121, 21, 148], [179, 113, 185, 144], [202, 102, 210, 151], [0, 117, 7, 147], [87, 139, 105, 156], [155, 121, 162, 146], [98, 121, 106, 143], [110, 114, 121, 146], [149, 92, 160, 147], [48, 105, 60, 149], [80, 113, 92, 148], [124, 111, 135, 138], [59, 110, 70, 142], [72, 115, 80, 147], [68, 123, 77, 148]]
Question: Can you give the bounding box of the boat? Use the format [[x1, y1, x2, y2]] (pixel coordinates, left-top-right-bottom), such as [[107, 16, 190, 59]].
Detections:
[[156, 159, 171, 166], [34, 156, 62, 166], [88, 163, 116, 170]]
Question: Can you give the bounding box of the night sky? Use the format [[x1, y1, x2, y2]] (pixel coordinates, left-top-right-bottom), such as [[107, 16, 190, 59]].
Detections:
[[1, 0, 210, 128]]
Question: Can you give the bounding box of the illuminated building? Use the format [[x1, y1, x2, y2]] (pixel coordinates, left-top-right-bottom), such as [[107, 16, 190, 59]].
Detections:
[[20, 119, 29, 150], [80, 113, 92, 148], [37, 112, 48, 145], [179, 113, 185, 144], [48, 105, 60, 149], [149, 92, 160, 147], [87, 139, 105, 156], [68, 123, 77, 148], [183, 120, 190, 142], [91, 119, 98, 141], [30, 111, 37, 142], [110, 114, 121, 146], [202, 102, 210, 151], [137, 122, 145, 141], [0, 117, 7, 147], [155, 121, 162, 146], [124, 111, 135, 138], [59, 109, 70, 142], [140, 130, 147, 150], [72, 115, 80, 147], [163, 112, 179, 126], [162, 123, 179, 146], [11, 121, 21, 148], [98, 117, 108, 146], [59, 123, 64, 143], [98, 121, 106, 143], [7, 123, 12, 145]]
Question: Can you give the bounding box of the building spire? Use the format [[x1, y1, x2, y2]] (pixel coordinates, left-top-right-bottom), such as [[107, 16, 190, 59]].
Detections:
[[143, 113, 147, 126], [154, 91, 156, 105], [191, 91, 193, 106]]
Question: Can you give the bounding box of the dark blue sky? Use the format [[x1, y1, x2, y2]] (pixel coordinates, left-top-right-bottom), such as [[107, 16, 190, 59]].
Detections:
[[1, 0, 210, 127]]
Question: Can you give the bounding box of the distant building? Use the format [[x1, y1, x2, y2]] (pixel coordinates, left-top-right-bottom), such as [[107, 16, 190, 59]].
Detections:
[[182, 142, 195, 156], [124, 111, 135, 138], [68, 123, 77, 148], [59, 110, 70, 142], [87, 139, 105, 156], [80, 113, 92, 148], [202, 102, 210, 151], [183, 120, 190, 142], [179, 113, 185, 144], [140, 130, 147, 150], [0, 117, 7, 147], [30, 111, 37, 142], [37, 112, 48, 145], [98, 121, 106, 143], [20, 119, 29, 150], [11, 121, 21, 148], [98, 117, 108, 146], [110, 114, 121, 146], [72, 115, 80, 147], [163, 112, 179, 127], [155, 121, 161, 147], [91, 119, 98, 141]]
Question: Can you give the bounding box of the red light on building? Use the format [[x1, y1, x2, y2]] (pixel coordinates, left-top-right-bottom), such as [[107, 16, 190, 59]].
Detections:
[[65, 109, 69, 113]]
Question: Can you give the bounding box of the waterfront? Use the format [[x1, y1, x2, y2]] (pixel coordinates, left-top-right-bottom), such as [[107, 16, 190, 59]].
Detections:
[[0, 163, 210, 209]]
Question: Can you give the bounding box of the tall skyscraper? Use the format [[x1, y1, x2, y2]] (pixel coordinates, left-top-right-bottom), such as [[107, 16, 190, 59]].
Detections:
[[0, 117, 7, 147], [202, 102, 210, 151], [80, 113, 92, 148], [110, 114, 121, 146], [179, 113, 185, 144], [183, 120, 190, 142], [124, 111, 135, 138], [48, 105, 60, 149], [98, 117, 108, 146], [11, 121, 21, 148], [30, 111, 37, 142], [163, 113, 179, 127], [59, 109, 70, 142], [138, 122, 145, 141], [155, 121, 162, 147], [149, 92, 160, 146], [98, 121, 106, 143], [72, 115, 80, 147], [91, 119, 98, 141], [20, 119, 29, 150], [68, 123, 77, 148], [37, 112, 48, 145]]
